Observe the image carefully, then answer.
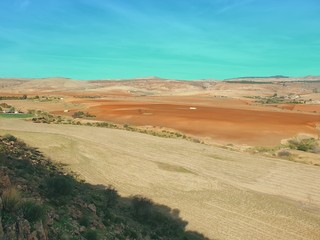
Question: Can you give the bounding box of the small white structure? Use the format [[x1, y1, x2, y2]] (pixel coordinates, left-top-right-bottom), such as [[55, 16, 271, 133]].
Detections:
[[64, 110, 69, 113], [189, 107, 197, 110]]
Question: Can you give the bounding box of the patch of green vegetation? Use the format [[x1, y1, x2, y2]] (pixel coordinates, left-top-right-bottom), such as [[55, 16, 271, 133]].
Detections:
[[227, 80, 273, 84], [253, 145, 283, 153], [0, 95, 28, 100], [245, 93, 306, 104], [72, 111, 96, 118], [21, 201, 46, 223], [0, 113, 33, 118], [288, 138, 320, 153], [30, 109, 205, 144], [2, 187, 22, 212], [83, 229, 99, 240]]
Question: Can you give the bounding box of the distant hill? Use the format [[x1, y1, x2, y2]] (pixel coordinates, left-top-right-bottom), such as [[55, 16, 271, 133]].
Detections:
[[226, 75, 289, 80], [0, 75, 319, 96], [224, 76, 320, 83]]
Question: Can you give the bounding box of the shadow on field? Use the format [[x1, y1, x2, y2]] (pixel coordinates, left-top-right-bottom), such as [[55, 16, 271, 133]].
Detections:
[[0, 134, 211, 239]]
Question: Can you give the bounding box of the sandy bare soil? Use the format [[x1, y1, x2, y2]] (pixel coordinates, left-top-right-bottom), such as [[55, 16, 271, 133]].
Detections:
[[1, 77, 320, 147], [4, 95, 320, 147], [0, 119, 320, 240], [84, 99, 320, 146]]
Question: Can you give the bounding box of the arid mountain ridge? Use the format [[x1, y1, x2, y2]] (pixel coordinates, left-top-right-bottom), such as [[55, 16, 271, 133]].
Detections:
[[1, 76, 320, 95]]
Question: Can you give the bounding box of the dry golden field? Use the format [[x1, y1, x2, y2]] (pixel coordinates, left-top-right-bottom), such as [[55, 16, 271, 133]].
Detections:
[[0, 119, 319, 240]]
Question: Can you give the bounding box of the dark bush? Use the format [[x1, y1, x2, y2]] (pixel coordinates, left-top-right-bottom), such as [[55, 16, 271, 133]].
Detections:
[[131, 196, 153, 222], [104, 185, 118, 208], [277, 150, 291, 157], [46, 175, 73, 198], [79, 215, 91, 227], [83, 229, 99, 240], [72, 111, 85, 118], [2, 187, 21, 212], [21, 201, 46, 223], [2, 134, 17, 142], [288, 138, 318, 152]]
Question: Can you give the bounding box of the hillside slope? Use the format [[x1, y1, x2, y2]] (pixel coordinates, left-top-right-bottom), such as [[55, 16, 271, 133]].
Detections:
[[0, 134, 208, 239], [0, 119, 320, 239]]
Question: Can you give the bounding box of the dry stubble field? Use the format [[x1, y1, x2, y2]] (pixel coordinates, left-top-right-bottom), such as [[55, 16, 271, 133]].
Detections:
[[0, 119, 319, 240]]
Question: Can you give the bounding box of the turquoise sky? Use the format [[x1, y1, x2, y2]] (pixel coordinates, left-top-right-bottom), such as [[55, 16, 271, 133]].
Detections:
[[0, 0, 319, 80]]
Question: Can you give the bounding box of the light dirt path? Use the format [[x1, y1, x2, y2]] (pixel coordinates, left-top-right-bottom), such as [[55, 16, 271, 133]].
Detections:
[[0, 119, 320, 240]]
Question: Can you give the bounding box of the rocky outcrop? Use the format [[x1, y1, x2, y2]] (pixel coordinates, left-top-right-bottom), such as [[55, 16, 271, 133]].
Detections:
[[0, 170, 48, 240], [0, 217, 4, 239], [17, 219, 31, 240], [87, 203, 96, 214], [0, 167, 11, 193], [1, 220, 48, 240]]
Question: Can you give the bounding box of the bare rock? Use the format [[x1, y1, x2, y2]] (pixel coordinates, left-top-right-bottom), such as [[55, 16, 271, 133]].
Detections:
[[17, 218, 31, 240], [87, 204, 96, 214], [31, 221, 47, 240], [27, 232, 38, 240], [0, 217, 4, 239], [4, 223, 17, 240], [0, 167, 11, 193]]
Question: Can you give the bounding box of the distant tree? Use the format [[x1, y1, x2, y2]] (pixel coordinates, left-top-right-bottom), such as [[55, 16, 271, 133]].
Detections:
[[72, 111, 85, 118], [0, 103, 10, 108]]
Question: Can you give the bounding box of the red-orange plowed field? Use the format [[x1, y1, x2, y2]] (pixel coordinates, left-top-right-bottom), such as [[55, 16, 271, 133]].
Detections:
[[84, 98, 320, 146]]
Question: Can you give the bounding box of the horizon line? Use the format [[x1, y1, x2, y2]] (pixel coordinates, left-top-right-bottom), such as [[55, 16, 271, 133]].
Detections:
[[1, 74, 320, 81]]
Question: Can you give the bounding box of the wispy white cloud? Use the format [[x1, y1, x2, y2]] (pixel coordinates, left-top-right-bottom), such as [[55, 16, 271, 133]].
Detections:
[[18, 0, 31, 9], [194, 0, 256, 16]]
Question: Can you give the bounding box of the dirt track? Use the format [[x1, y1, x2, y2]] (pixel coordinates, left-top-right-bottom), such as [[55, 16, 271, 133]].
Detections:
[[1, 119, 320, 240]]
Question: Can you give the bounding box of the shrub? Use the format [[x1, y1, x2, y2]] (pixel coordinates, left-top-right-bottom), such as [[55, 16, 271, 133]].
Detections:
[[85, 112, 95, 118], [288, 138, 319, 152], [104, 185, 118, 208], [79, 215, 91, 227], [131, 196, 153, 221], [2, 134, 17, 142], [0, 103, 10, 108], [2, 187, 22, 212], [46, 175, 73, 198], [21, 201, 46, 223], [277, 150, 292, 157], [83, 229, 99, 240], [72, 111, 85, 118]]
